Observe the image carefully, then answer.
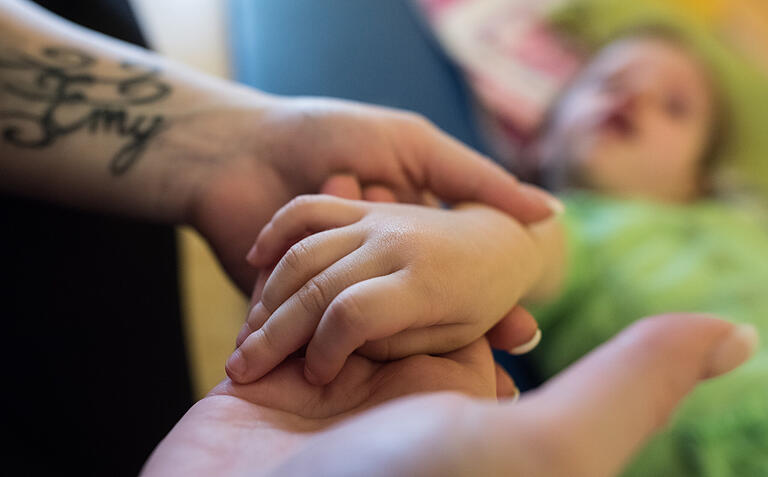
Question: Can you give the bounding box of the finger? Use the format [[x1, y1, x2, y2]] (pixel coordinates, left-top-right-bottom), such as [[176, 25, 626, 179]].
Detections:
[[495, 363, 519, 402], [439, 335, 497, 384], [362, 185, 397, 203], [237, 228, 362, 348], [504, 314, 758, 477], [260, 226, 364, 317], [485, 306, 541, 355], [247, 195, 366, 267], [251, 268, 271, 304], [234, 269, 274, 348], [409, 126, 563, 224], [304, 271, 439, 385], [357, 324, 476, 362], [320, 174, 363, 200], [227, 247, 388, 384]]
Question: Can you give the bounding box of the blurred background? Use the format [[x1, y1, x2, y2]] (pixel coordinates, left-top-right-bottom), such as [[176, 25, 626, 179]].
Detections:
[[10, 0, 765, 476], [128, 0, 768, 395], [134, 1, 768, 475]]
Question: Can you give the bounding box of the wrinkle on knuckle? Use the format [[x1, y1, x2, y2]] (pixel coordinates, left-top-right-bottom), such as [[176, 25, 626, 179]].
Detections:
[[297, 278, 330, 315], [328, 292, 364, 336], [282, 240, 312, 275]]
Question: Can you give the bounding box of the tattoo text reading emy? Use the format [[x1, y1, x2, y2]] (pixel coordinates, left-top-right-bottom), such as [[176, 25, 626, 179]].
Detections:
[[0, 46, 170, 175]]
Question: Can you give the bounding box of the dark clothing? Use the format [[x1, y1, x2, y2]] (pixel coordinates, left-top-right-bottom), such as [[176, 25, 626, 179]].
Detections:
[[2, 2, 192, 476]]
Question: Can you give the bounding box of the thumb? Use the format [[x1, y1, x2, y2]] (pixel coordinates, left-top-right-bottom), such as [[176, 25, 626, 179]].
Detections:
[[410, 125, 563, 224], [500, 314, 758, 477], [320, 174, 363, 200]]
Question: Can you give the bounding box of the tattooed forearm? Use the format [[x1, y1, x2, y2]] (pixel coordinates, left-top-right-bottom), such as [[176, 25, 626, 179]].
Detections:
[[0, 46, 171, 175]]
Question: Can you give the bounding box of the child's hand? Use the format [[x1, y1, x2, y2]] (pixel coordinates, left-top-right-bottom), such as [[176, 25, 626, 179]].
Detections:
[[226, 195, 544, 385]]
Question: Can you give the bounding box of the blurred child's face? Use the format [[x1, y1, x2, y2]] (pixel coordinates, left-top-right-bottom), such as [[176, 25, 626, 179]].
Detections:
[[540, 36, 715, 201]]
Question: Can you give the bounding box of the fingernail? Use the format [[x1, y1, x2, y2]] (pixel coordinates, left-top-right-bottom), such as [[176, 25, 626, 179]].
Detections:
[[509, 328, 542, 355], [545, 196, 566, 216], [245, 243, 259, 265], [522, 185, 565, 216], [706, 324, 759, 378], [511, 385, 520, 403], [226, 348, 247, 380]]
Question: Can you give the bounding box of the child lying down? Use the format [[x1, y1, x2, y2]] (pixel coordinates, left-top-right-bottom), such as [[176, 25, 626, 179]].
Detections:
[[520, 30, 768, 477], [229, 29, 766, 476]]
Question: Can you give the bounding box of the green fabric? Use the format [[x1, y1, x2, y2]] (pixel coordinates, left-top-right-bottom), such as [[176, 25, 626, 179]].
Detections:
[[531, 193, 768, 477], [548, 0, 768, 197]]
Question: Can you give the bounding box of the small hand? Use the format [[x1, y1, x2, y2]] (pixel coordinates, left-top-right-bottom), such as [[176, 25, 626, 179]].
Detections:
[[182, 97, 559, 293], [142, 315, 757, 477], [227, 194, 543, 385]]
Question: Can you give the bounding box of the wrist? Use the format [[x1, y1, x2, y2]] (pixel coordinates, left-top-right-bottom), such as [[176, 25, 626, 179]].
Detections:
[[146, 90, 278, 226], [455, 204, 545, 296]]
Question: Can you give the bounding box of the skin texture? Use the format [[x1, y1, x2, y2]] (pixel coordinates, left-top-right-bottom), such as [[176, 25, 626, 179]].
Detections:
[[538, 35, 715, 202], [150, 29, 749, 477], [227, 194, 544, 385], [142, 314, 756, 477], [186, 97, 559, 293], [0, 0, 558, 296], [227, 34, 717, 387]]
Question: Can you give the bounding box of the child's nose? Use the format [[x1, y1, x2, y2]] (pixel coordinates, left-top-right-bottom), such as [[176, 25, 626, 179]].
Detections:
[[610, 91, 640, 117]]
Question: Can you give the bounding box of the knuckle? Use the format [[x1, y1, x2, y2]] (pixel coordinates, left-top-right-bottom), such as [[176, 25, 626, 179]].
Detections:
[[327, 292, 365, 336], [374, 227, 419, 260], [282, 240, 312, 274], [285, 194, 315, 213], [259, 289, 278, 313], [296, 278, 330, 315]]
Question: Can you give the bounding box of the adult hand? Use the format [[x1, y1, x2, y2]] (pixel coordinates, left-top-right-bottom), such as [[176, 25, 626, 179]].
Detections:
[[142, 334, 517, 476], [178, 97, 559, 292], [0, 1, 557, 295], [142, 314, 756, 476]]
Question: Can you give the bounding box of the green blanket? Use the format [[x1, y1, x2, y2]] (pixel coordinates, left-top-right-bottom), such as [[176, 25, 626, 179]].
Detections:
[[531, 193, 768, 476]]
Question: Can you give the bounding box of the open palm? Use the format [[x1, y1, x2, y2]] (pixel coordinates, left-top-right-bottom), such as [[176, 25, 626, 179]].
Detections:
[[142, 314, 752, 477], [142, 336, 513, 476], [212, 336, 511, 419]]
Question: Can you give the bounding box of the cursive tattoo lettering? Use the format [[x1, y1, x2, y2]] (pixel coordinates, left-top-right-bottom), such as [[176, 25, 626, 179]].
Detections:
[[0, 47, 171, 175]]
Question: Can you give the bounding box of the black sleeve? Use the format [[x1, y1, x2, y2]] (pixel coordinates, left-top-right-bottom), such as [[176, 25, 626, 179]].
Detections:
[[2, 2, 193, 476]]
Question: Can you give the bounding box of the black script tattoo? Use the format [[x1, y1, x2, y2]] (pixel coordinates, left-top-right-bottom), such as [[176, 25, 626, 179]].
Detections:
[[0, 46, 171, 175]]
